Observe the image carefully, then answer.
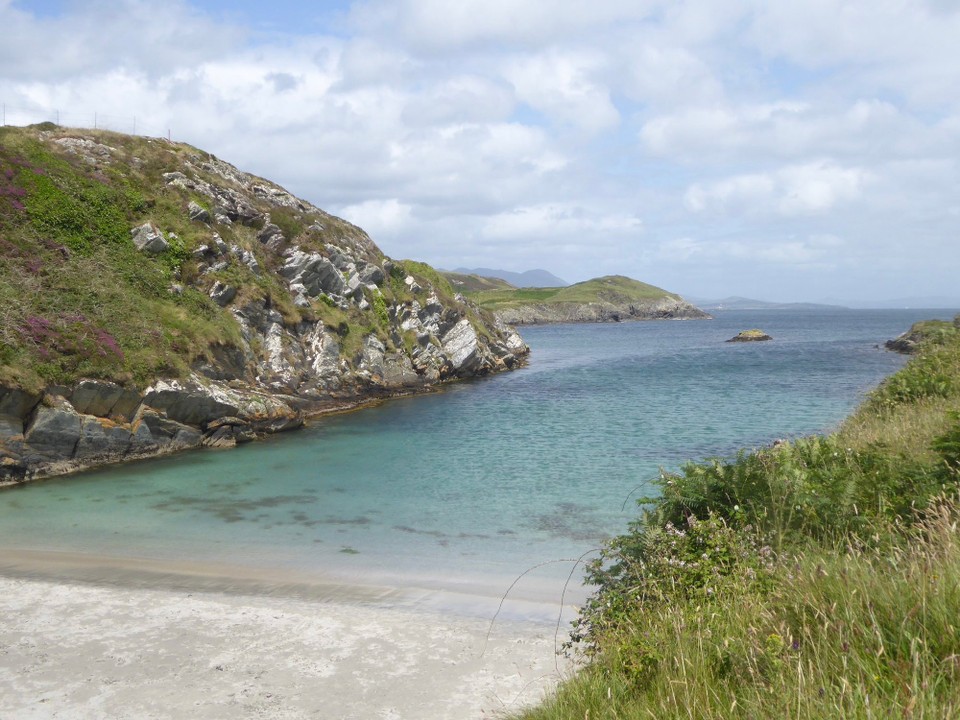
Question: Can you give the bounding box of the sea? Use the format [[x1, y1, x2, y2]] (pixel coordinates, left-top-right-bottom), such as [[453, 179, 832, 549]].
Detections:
[[0, 308, 955, 618]]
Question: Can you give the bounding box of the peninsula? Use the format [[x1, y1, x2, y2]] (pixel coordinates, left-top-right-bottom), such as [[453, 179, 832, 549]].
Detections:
[[451, 273, 709, 325], [0, 125, 528, 483]]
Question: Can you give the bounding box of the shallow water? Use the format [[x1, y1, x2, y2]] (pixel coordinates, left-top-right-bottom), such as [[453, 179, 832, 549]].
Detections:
[[0, 308, 953, 611]]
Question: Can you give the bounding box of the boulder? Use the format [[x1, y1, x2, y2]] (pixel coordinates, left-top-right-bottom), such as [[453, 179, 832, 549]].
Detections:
[[143, 379, 240, 426], [213, 188, 260, 225], [188, 201, 211, 223], [0, 387, 42, 432], [280, 250, 346, 297], [23, 398, 83, 459], [359, 263, 385, 286], [130, 223, 169, 253], [235, 248, 261, 275], [69, 380, 141, 421], [257, 223, 284, 245], [135, 409, 203, 450], [74, 417, 134, 460], [204, 416, 256, 445], [441, 319, 482, 374], [209, 280, 237, 307]]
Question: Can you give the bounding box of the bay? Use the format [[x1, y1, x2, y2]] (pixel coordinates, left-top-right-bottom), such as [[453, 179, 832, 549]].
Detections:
[[0, 309, 953, 613]]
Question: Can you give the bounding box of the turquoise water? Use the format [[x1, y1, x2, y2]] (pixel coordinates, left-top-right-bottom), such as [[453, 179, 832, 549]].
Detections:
[[0, 309, 953, 606]]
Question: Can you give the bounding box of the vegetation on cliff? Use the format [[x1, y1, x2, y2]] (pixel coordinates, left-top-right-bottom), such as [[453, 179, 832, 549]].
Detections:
[[0, 124, 522, 393], [0, 124, 527, 481], [515, 316, 960, 719], [460, 275, 708, 324]]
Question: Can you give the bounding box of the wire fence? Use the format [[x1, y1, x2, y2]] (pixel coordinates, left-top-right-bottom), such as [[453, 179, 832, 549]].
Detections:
[[1, 102, 174, 140]]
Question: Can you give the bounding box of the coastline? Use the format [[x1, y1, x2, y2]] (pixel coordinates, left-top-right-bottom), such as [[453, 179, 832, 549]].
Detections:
[[0, 564, 573, 719], [0, 310, 932, 718]]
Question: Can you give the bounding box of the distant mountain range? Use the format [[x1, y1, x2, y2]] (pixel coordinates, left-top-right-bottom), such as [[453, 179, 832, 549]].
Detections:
[[690, 295, 960, 310], [688, 296, 848, 311], [452, 267, 568, 288], [826, 296, 960, 310]]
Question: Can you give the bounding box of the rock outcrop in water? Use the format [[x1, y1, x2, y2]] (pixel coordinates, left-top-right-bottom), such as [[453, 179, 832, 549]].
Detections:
[[0, 125, 527, 484], [727, 329, 773, 343]]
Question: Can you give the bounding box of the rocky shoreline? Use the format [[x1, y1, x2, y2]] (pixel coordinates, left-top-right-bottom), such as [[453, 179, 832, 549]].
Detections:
[[0, 127, 528, 484], [0, 310, 527, 485], [494, 296, 709, 325]]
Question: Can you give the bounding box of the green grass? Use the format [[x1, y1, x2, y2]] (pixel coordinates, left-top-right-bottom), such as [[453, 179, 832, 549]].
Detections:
[[469, 275, 677, 311], [0, 124, 416, 390], [441, 271, 515, 293], [513, 316, 960, 720]]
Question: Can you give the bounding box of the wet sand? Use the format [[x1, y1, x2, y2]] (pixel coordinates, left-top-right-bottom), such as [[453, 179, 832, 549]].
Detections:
[[0, 553, 576, 719]]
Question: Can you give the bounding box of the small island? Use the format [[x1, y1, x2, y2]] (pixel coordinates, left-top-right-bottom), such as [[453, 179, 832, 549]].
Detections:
[[727, 329, 772, 342]]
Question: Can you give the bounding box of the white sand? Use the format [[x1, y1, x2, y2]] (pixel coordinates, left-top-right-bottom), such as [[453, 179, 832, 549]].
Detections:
[[0, 572, 575, 719]]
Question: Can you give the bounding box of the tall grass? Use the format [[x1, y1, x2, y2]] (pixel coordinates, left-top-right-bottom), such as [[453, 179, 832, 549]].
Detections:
[[520, 501, 960, 719], [512, 318, 960, 719]]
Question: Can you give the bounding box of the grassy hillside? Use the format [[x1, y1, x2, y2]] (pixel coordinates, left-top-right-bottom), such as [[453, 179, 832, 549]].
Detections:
[[514, 315, 960, 719], [469, 275, 679, 311], [442, 271, 515, 293], [0, 124, 490, 392]]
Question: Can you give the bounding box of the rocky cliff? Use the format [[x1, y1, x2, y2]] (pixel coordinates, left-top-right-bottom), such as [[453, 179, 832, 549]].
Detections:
[[0, 125, 527, 484]]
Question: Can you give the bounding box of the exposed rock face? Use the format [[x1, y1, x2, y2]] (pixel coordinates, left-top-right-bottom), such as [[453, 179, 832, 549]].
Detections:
[[0, 129, 530, 485], [281, 250, 347, 297], [496, 296, 709, 325], [130, 223, 169, 253], [0, 295, 526, 481], [188, 201, 211, 223]]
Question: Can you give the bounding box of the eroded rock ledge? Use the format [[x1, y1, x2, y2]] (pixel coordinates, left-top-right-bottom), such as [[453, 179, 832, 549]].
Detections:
[[1, 308, 527, 485]]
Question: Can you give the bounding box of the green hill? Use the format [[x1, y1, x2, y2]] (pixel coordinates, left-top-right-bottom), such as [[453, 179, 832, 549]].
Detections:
[[0, 124, 527, 481], [466, 275, 709, 324], [442, 271, 515, 293]]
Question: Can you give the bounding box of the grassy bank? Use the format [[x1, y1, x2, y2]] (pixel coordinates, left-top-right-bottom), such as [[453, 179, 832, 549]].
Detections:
[[514, 316, 960, 719]]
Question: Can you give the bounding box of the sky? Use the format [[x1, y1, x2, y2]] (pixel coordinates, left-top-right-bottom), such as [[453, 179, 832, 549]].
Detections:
[[2, 0, 959, 304]]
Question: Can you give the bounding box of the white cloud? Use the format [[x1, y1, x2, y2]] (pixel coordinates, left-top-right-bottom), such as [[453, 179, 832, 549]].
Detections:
[[339, 198, 415, 239], [641, 99, 921, 163], [747, 1, 960, 109], [503, 50, 620, 133], [349, 0, 663, 50], [483, 204, 642, 241], [1, 0, 958, 302], [657, 233, 845, 267], [685, 161, 872, 216], [0, 0, 242, 81]]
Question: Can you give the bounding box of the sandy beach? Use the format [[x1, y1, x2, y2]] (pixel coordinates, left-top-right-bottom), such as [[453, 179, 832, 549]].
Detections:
[[0, 561, 575, 719]]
